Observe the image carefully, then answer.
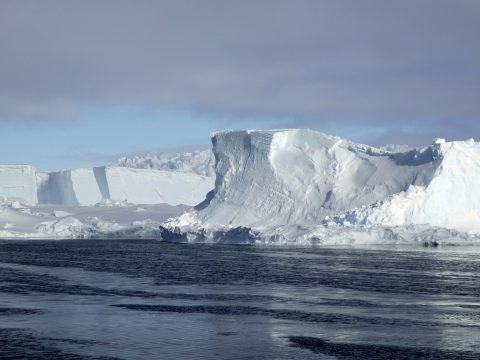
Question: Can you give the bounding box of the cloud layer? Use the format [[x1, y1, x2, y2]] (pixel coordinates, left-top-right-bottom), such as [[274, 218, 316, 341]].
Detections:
[[1, 0, 479, 144]]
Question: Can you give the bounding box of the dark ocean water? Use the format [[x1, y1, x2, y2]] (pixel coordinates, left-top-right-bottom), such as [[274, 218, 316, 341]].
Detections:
[[0, 240, 480, 359]]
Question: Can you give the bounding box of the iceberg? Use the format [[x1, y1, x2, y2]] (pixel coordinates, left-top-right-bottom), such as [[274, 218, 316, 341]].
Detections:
[[162, 129, 480, 245], [2, 129, 479, 244]]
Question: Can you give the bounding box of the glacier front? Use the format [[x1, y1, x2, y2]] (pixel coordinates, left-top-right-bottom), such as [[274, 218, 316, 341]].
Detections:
[[162, 129, 480, 245]]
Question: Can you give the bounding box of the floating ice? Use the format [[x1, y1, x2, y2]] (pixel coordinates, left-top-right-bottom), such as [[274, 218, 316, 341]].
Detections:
[[162, 129, 480, 245]]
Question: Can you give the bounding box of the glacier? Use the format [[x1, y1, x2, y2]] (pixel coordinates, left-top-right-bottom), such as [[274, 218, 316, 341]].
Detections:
[[161, 129, 480, 245]]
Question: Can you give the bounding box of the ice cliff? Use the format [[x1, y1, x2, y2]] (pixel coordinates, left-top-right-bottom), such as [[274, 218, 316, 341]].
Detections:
[[1, 158, 214, 208], [0, 165, 37, 205], [37, 166, 213, 206], [0, 163, 197, 238], [1, 152, 215, 238], [34, 150, 215, 207], [162, 129, 480, 245]]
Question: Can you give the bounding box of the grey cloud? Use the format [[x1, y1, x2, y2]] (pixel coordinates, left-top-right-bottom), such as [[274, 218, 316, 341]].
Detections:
[[0, 0, 479, 143], [0, 96, 77, 121]]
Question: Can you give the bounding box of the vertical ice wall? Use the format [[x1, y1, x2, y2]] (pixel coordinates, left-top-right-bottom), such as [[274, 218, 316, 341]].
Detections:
[[0, 165, 38, 205], [37, 168, 101, 206], [105, 166, 214, 205], [37, 166, 214, 206], [2, 162, 214, 207]]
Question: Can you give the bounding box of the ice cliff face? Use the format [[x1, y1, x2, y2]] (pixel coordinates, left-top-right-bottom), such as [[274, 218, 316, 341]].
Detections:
[[34, 148, 216, 207], [117, 150, 215, 177], [163, 129, 480, 244], [0, 165, 37, 205], [1, 150, 215, 208], [37, 166, 214, 206]]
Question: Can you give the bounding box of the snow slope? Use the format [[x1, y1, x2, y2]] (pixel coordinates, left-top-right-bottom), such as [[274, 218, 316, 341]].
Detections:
[[37, 166, 214, 206], [118, 150, 215, 177], [334, 139, 480, 233], [162, 129, 480, 245], [0, 165, 37, 205]]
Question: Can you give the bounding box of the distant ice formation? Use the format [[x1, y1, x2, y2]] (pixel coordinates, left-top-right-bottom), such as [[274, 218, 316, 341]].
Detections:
[[37, 166, 213, 206], [117, 149, 215, 177], [32, 150, 216, 207]]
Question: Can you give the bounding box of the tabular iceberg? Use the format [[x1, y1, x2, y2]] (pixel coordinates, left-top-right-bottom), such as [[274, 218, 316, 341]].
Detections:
[[0, 149, 215, 239], [162, 129, 480, 245], [33, 149, 216, 207], [37, 166, 214, 206]]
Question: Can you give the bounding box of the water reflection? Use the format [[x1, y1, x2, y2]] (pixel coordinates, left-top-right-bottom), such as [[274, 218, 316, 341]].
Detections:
[[0, 241, 479, 359]]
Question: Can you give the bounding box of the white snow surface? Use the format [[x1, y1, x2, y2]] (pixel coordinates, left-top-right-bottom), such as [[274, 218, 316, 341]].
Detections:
[[333, 139, 480, 233], [118, 149, 215, 177], [37, 166, 214, 206], [162, 129, 480, 245]]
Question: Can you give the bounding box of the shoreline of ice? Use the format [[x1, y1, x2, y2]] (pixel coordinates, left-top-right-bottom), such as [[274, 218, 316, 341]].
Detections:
[[2, 128, 480, 245]]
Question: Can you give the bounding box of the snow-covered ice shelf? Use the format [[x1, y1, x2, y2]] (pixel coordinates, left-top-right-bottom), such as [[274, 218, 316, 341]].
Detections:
[[0, 149, 214, 239], [2, 129, 480, 244], [37, 166, 214, 206]]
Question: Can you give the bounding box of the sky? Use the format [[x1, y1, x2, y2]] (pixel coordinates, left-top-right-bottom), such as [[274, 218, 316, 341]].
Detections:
[[0, 0, 479, 170]]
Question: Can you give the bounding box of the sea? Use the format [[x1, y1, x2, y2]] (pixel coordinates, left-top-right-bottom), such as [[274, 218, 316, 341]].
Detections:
[[0, 240, 479, 359]]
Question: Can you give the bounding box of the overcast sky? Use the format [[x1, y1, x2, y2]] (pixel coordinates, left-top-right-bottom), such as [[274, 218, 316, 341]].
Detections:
[[1, 0, 479, 170]]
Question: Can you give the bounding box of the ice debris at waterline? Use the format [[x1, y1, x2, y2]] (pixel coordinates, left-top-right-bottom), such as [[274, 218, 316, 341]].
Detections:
[[161, 129, 480, 245], [0, 200, 187, 239]]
